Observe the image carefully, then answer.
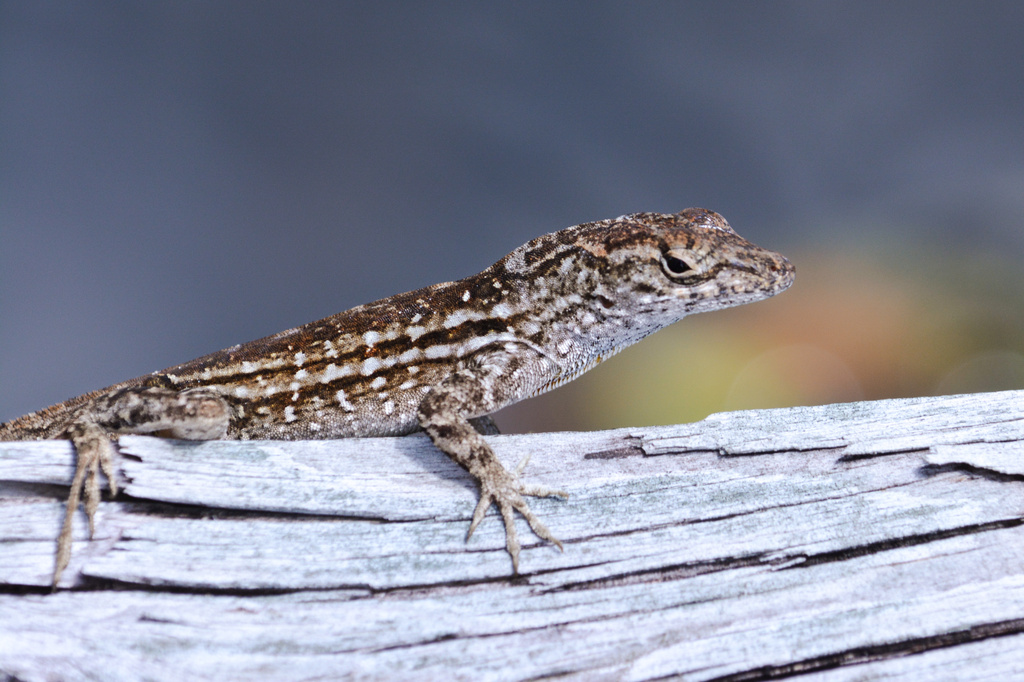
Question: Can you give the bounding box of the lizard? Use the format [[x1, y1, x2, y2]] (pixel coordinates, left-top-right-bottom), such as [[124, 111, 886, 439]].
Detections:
[[0, 208, 795, 586]]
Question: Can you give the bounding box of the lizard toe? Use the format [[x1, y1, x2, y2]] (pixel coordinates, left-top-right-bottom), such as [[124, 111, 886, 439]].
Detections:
[[467, 491, 493, 540], [497, 499, 522, 573], [519, 483, 569, 499]]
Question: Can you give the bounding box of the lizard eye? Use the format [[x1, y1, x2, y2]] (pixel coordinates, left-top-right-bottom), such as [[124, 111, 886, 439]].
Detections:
[[662, 254, 695, 277]]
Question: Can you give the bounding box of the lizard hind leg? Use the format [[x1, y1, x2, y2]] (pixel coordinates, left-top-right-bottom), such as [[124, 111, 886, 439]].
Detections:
[[54, 420, 118, 587], [53, 386, 231, 587]]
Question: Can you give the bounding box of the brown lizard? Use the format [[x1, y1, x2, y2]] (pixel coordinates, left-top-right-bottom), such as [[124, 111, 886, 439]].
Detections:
[[0, 208, 795, 586]]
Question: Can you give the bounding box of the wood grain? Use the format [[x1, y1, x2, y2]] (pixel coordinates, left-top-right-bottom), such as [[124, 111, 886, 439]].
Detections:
[[2, 390, 1023, 680]]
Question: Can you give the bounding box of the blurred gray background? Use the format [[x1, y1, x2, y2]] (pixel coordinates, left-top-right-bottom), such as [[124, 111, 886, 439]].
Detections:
[[3, 2, 1024, 430]]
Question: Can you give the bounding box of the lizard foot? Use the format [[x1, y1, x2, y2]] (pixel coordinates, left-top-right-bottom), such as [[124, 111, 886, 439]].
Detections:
[[50, 387, 229, 587], [466, 455, 568, 574], [53, 421, 118, 587]]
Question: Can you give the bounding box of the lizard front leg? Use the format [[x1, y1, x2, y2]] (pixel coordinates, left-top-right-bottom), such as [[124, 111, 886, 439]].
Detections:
[[416, 343, 568, 573], [55, 386, 230, 586]]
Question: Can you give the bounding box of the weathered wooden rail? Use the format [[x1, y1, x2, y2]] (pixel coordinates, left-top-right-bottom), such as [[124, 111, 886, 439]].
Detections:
[[2, 390, 1023, 680]]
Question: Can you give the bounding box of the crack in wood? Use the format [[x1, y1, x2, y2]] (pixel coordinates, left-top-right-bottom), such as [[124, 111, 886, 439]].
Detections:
[[550, 554, 768, 592], [921, 461, 1024, 484], [785, 518, 1024, 571], [837, 447, 932, 462], [69, 575, 373, 597], [583, 445, 645, 459], [716, 445, 847, 458], [702, 617, 1024, 681], [545, 517, 1024, 594]]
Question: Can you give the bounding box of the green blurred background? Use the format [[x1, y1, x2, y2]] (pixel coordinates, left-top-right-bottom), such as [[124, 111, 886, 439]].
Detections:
[[3, 3, 1023, 431]]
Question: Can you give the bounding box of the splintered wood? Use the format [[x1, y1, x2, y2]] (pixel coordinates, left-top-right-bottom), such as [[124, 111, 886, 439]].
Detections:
[[2, 390, 1023, 680]]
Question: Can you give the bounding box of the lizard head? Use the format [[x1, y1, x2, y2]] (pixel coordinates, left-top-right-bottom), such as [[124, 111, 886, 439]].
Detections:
[[562, 207, 795, 341], [492, 208, 794, 354]]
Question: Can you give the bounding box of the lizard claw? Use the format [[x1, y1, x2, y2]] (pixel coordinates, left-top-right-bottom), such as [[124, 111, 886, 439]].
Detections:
[[514, 453, 531, 475]]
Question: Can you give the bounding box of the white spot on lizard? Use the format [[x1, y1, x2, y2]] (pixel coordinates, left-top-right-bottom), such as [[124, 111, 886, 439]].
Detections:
[[444, 309, 472, 328], [361, 357, 383, 375], [425, 344, 452, 359], [320, 363, 353, 383], [398, 348, 422, 363], [335, 389, 355, 412]]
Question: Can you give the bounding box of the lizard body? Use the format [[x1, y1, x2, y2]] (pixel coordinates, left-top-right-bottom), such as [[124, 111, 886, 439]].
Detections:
[[0, 208, 794, 585]]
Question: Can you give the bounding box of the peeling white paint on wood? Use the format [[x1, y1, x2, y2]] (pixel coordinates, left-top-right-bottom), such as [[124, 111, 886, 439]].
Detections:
[[2, 390, 1023, 680]]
